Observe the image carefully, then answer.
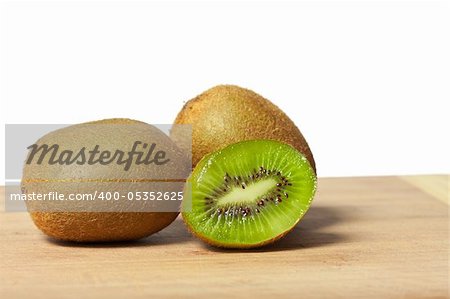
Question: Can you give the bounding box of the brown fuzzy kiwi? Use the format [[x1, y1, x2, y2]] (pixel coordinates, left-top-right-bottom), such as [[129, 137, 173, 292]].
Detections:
[[29, 211, 178, 242], [22, 118, 188, 242], [171, 85, 316, 172]]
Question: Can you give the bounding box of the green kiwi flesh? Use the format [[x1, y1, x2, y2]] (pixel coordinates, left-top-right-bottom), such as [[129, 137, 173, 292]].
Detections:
[[182, 140, 317, 248]]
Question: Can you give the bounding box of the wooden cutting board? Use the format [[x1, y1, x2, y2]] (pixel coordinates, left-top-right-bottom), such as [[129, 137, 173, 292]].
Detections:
[[0, 175, 448, 299]]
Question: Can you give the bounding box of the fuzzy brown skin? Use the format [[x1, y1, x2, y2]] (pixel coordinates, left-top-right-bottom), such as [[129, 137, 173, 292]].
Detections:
[[22, 118, 187, 242], [171, 85, 316, 172], [30, 211, 178, 242]]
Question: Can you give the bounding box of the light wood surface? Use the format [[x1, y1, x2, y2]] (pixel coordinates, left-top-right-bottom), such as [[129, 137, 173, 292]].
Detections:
[[400, 175, 449, 204], [0, 175, 448, 299]]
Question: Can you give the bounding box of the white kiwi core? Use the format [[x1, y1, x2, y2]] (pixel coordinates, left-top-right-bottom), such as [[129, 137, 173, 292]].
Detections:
[[216, 178, 277, 207]]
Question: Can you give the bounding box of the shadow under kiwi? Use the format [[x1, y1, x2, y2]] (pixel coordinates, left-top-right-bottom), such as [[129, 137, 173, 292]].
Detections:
[[45, 216, 192, 248], [203, 206, 347, 253], [45, 206, 347, 250]]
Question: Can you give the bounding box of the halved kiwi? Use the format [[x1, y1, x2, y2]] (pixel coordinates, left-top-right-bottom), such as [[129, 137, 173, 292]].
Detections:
[[182, 139, 317, 248]]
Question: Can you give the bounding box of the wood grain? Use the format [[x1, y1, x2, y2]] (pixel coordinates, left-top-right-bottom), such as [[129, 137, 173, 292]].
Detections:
[[0, 175, 448, 299], [400, 175, 449, 204]]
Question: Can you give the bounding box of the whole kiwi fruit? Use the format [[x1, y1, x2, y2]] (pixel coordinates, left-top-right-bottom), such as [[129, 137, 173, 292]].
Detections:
[[171, 85, 316, 172], [21, 118, 189, 242]]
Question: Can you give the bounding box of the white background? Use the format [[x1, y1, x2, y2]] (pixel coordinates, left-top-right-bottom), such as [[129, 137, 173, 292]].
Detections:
[[1, 0, 449, 180]]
